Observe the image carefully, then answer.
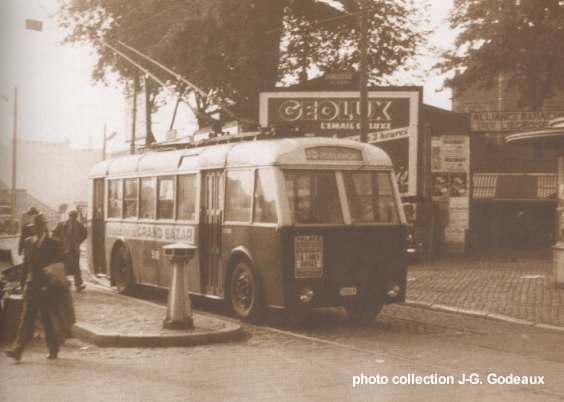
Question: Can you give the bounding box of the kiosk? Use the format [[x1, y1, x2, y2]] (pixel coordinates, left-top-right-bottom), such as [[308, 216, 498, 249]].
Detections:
[[506, 117, 564, 288]]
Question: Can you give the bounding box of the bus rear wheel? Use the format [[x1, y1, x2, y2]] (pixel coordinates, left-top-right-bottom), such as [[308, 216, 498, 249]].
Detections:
[[229, 261, 263, 323], [111, 244, 133, 294]]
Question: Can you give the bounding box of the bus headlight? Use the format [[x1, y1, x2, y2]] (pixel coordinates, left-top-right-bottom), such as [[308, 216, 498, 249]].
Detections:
[[386, 284, 400, 299], [294, 235, 324, 278], [299, 288, 314, 303]]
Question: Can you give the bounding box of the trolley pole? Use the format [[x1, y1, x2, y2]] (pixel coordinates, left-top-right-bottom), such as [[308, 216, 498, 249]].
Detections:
[[11, 87, 18, 234], [358, 0, 369, 144]]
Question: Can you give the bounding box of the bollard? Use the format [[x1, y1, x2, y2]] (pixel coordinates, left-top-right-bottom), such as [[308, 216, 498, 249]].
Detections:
[[162, 243, 197, 330]]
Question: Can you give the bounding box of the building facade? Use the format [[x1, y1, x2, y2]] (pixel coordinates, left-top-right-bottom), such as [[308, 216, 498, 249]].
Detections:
[[0, 139, 102, 211]]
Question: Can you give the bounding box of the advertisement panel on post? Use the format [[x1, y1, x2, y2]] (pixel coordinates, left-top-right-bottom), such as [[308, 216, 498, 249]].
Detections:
[[259, 90, 420, 197]]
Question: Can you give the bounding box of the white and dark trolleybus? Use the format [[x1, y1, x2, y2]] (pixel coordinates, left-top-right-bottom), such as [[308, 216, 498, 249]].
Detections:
[[88, 132, 408, 322]]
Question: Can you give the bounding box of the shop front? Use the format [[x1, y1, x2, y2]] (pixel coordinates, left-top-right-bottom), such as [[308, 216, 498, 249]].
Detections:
[[506, 117, 564, 287], [471, 173, 557, 250]]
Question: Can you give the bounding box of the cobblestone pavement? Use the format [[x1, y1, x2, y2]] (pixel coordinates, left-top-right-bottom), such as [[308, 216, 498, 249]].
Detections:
[[74, 288, 225, 336], [406, 250, 564, 327]]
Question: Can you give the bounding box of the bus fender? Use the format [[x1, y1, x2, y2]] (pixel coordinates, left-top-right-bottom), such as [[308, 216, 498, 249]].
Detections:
[[226, 246, 255, 271], [110, 237, 128, 257], [225, 246, 265, 312], [225, 246, 261, 292]]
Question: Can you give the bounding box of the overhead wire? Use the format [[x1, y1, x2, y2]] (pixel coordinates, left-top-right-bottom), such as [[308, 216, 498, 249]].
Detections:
[[97, 39, 210, 124], [94, 2, 376, 129], [115, 40, 253, 123]]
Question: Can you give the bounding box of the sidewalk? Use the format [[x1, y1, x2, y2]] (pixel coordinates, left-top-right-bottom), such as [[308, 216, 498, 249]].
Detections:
[[71, 286, 243, 347], [405, 250, 564, 331]]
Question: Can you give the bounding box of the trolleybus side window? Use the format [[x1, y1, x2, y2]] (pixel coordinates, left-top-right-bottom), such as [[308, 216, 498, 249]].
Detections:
[[108, 179, 123, 218], [225, 170, 253, 222], [140, 177, 156, 219], [177, 174, 197, 221], [124, 178, 139, 219], [253, 169, 277, 223], [343, 171, 399, 224], [285, 171, 343, 224], [157, 176, 175, 220]]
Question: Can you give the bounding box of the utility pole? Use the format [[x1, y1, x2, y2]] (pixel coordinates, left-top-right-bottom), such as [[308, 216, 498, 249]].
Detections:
[[144, 76, 156, 145], [103, 123, 117, 160], [11, 87, 18, 233], [358, 0, 369, 143], [130, 75, 139, 155], [102, 122, 107, 160]]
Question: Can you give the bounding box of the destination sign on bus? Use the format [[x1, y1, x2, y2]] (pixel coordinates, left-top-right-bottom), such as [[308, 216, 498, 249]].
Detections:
[[305, 146, 362, 161]]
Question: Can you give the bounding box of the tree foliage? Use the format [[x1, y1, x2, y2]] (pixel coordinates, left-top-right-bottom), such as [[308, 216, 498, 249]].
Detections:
[[59, 0, 427, 127], [440, 0, 564, 111]]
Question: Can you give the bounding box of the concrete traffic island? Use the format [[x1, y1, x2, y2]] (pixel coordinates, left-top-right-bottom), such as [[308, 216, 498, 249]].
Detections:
[[71, 287, 244, 348]]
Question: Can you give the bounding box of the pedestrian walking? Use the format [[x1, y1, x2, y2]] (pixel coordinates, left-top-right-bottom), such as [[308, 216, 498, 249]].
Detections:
[[21, 207, 39, 228], [53, 209, 87, 291], [18, 207, 38, 258], [5, 214, 74, 361]]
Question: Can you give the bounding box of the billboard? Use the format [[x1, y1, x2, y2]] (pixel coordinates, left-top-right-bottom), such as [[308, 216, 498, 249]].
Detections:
[[259, 90, 421, 197]]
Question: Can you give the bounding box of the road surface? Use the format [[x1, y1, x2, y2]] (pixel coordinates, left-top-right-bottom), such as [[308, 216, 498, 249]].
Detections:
[[2, 300, 563, 402]]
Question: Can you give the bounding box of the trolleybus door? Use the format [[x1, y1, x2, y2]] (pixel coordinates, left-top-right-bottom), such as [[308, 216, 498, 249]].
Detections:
[[91, 178, 107, 275], [200, 170, 224, 296]]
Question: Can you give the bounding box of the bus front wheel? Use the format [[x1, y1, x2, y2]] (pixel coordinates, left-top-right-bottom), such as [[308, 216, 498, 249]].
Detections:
[[228, 260, 263, 323], [111, 244, 133, 294]]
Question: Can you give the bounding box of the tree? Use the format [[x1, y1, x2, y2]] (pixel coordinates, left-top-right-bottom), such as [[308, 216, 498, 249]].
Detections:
[[59, 0, 427, 127], [439, 0, 564, 111]]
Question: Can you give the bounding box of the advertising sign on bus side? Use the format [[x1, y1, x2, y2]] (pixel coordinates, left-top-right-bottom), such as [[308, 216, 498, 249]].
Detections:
[[106, 221, 196, 244]]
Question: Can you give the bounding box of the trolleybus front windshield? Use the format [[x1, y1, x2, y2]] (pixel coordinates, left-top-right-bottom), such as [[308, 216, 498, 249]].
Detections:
[[343, 171, 399, 224], [284, 170, 399, 225], [285, 171, 343, 224]]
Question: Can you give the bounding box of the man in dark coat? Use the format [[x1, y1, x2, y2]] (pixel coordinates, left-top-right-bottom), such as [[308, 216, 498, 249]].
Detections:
[[53, 210, 87, 291], [18, 207, 38, 257], [18, 208, 39, 289], [5, 214, 65, 361]]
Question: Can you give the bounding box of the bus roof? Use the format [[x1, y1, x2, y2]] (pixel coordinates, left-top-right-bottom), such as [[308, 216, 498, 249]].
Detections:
[[90, 137, 394, 178]]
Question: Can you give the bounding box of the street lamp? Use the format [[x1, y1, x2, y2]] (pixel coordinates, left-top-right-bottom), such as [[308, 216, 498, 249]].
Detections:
[[1, 88, 18, 234], [1, 19, 44, 233], [102, 123, 117, 160]]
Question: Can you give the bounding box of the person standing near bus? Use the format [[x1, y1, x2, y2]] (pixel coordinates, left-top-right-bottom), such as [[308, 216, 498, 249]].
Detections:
[[5, 214, 65, 361], [18, 207, 38, 257], [53, 210, 87, 291]]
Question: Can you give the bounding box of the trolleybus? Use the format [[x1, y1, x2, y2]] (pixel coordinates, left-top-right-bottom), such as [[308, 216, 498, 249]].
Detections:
[[87, 134, 408, 322]]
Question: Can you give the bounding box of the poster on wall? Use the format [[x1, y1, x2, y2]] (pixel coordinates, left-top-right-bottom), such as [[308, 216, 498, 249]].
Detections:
[[431, 135, 470, 251], [431, 136, 470, 198], [259, 90, 421, 197]]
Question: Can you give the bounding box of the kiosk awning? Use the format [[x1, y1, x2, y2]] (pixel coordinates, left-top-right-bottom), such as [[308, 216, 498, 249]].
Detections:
[[473, 174, 557, 201]]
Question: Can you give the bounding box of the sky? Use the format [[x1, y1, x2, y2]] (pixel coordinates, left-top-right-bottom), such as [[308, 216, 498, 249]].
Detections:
[[0, 0, 454, 152]]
